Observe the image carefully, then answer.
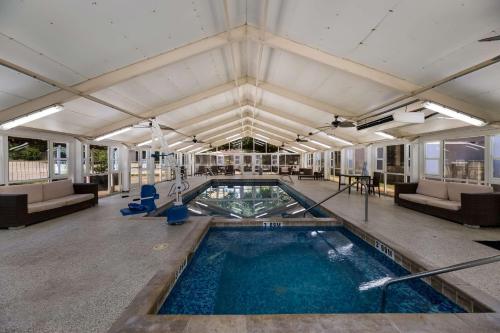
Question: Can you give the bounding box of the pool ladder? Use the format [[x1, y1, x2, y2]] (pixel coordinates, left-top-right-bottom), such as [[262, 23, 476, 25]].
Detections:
[[379, 254, 500, 312], [300, 181, 369, 221]]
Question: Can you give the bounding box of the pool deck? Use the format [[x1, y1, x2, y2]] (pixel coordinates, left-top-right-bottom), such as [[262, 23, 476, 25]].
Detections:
[[1, 175, 500, 332]]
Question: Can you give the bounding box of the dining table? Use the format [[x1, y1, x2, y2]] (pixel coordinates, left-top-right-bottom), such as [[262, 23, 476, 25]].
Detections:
[[338, 173, 371, 194]]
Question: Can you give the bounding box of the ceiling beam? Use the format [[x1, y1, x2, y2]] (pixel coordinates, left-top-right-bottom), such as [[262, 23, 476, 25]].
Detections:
[[254, 104, 357, 144], [247, 25, 490, 120], [247, 79, 355, 117], [0, 25, 246, 124], [88, 78, 247, 137]]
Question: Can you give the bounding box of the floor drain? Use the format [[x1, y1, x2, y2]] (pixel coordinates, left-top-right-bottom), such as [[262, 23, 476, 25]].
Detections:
[[153, 243, 168, 251]]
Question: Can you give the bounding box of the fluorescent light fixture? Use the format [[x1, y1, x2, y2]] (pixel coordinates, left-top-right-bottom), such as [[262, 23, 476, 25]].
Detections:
[[256, 134, 270, 140], [298, 143, 316, 151], [178, 144, 194, 151], [230, 213, 242, 219], [1, 104, 64, 130], [286, 148, 299, 153], [309, 140, 331, 149], [327, 135, 353, 146], [374, 131, 396, 139], [187, 147, 204, 153], [291, 146, 306, 153], [195, 201, 208, 207], [188, 208, 202, 214], [423, 101, 486, 127], [170, 141, 183, 147], [226, 133, 241, 140], [291, 208, 306, 215], [95, 126, 132, 141], [256, 213, 268, 218], [137, 139, 152, 147], [286, 202, 298, 207], [197, 148, 211, 154]]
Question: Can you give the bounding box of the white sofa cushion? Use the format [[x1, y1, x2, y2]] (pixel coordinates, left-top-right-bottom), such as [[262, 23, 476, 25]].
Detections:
[[27, 197, 68, 213], [447, 182, 493, 202], [425, 197, 461, 211], [64, 193, 94, 206], [398, 193, 429, 205], [0, 183, 43, 203], [416, 179, 448, 200], [43, 179, 74, 201]]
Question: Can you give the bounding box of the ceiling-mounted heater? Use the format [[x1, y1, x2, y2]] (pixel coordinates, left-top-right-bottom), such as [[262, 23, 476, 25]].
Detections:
[[356, 115, 394, 130]]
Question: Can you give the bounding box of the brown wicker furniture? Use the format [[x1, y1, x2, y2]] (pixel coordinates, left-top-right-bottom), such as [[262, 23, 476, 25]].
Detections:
[[395, 179, 500, 227], [0, 180, 98, 229]]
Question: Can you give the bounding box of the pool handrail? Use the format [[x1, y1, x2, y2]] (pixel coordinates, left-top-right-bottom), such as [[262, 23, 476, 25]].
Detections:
[[300, 181, 369, 221], [379, 254, 500, 312]]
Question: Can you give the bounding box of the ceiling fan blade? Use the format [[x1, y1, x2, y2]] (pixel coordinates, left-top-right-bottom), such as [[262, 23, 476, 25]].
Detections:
[[479, 35, 500, 42], [158, 124, 175, 131]]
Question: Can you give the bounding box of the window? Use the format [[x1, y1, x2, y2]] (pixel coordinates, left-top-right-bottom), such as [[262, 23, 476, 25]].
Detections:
[[354, 148, 365, 174], [8, 136, 49, 183], [376, 147, 384, 171], [493, 135, 500, 179], [424, 142, 440, 176], [346, 149, 354, 173], [52, 142, 68, 177], [387, 144, 405, 174], [444, 137, 485, 182]]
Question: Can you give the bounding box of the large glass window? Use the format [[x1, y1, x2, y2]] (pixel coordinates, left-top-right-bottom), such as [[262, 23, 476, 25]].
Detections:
[[8, 136, 49, 183], [444, 137, 485, 182], [493, 135, 500, 179], [387, 144, 404, 174], [376, 147, 384, 171], [354, 148, 365, 174], [346, 149, 354, 173], [424, 142, 440, 176], [52, 142, 68, 177], [89, 145, 109, 196]]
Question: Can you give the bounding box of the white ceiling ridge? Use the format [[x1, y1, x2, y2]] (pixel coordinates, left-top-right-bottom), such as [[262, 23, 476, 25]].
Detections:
[[0, 25, 247, 123], [245, 25, 490, 121]]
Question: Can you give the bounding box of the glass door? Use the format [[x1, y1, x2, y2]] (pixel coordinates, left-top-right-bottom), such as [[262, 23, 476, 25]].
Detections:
[[243, 155, 252, 174], [254, 154, 262, 174]]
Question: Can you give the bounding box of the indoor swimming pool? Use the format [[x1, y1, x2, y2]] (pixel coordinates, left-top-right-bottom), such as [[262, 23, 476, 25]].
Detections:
[[159, 227, 464, 315], [158, 180, 331, 218]]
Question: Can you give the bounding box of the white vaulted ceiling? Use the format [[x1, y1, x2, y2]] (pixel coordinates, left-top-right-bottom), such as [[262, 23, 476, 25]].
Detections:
[[0, 0, 499, 149]]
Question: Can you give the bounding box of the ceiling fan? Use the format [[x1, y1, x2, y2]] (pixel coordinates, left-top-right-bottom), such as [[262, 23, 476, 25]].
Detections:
[[294, 134, 308, 142], [183, 135, 206, 144], [317, 115, 356, 130], [132, 119, 175, 131]]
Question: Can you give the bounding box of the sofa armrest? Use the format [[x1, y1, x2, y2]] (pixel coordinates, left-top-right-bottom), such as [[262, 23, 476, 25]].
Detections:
[[73, 183, 98, 204], [394, 183, 418, 204], [0, 194, 29, 228], [461, 192, 500, 227]]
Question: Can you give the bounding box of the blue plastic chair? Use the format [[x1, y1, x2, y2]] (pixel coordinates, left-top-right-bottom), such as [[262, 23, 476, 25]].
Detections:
[[120, 185, 159, 216]]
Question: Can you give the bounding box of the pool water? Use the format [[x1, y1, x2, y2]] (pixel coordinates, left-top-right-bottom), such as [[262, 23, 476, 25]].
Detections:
[[159, 227, 464, 315], [187, 185, 307, 218]]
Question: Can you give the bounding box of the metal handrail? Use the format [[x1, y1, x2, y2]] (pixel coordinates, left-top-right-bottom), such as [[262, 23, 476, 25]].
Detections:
[[379, 254, 500, 312], [300, 181, 369, 221]]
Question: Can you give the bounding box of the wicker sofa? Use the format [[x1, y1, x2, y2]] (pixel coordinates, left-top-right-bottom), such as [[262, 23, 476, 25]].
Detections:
[[395, 179, 500, 227], [0, 179, 98, 229], [298, 168, 315, 180]]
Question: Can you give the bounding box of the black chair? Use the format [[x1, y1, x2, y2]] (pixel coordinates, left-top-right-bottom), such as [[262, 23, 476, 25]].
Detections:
[[368, 172, 382, 197]]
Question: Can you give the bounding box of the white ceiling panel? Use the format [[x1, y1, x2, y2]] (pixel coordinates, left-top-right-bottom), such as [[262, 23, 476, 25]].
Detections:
[[0, 0, 245, 79], [248, 0, 399, 56], [347, 0, 500, 85], [23, 97, 129, 134], [0, 66, 57, 110], [264, 49, 401, 113], [434, 62, 500, 120]]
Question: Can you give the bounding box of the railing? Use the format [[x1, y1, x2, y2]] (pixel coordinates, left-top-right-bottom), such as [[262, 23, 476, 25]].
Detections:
[[282, 181, 369, 221], [379, 254, 500, 312]]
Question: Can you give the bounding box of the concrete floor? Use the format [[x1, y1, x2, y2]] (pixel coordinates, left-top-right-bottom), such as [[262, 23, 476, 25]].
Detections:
[[1, 175, 499, 332]]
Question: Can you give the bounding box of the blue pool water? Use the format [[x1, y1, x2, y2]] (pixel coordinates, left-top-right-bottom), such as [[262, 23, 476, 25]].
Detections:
[[159, 227, 464, 314]]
